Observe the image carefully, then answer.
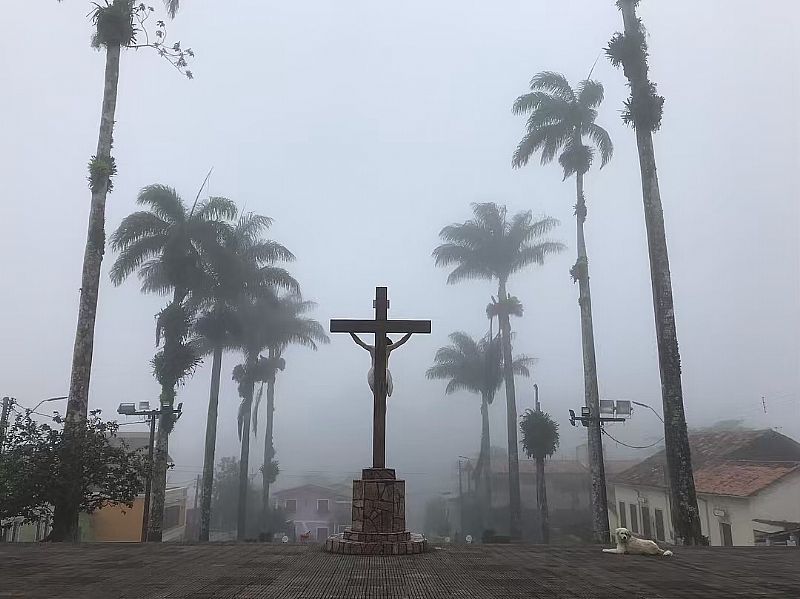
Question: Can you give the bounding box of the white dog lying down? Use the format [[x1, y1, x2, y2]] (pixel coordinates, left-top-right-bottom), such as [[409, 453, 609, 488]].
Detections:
[[603, 527, 674, 557]]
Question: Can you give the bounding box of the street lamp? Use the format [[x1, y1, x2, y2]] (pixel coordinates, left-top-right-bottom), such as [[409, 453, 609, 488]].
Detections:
[[30, 396, 68, 413], [117, 401, 182, 542], [631, 400, 665, 423]]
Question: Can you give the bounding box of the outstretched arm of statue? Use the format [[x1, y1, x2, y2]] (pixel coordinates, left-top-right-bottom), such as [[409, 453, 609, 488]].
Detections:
[[350, 332, 372, 352], [388, 332, 413, 352]]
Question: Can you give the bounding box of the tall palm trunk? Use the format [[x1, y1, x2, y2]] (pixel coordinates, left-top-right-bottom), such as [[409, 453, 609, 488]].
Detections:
[[572, 171, 609, 543], [498, 279, 521, 539], [619, 0, 702, 545], [261, 373, 276, 533], [479, 394, 492, 526], [149, 289, 185, 542], [237, 360, 256, 541], [148, 408, 171, 541], [199, 345, 223, 542], [52, 42, 122, 542], [535, 457, 549, 544]]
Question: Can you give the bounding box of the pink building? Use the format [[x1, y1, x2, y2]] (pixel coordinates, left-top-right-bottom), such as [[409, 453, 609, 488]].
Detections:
[[272, 484, 351, 541]]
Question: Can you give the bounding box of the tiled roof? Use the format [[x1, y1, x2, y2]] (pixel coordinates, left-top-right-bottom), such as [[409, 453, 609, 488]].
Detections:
[[693, 462, 800, 496], [612, 429, 800, 497]]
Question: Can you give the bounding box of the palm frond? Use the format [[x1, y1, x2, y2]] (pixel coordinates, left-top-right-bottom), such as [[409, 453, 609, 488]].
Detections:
[[245, 240, 295, 265], [164, 0, 180, 19], [196, 196, 238, 222], [136, 185, 185, 224], [529, 71, 576, 102], [511, 241, 566, 273], [109, 234, 168, 285], [138, 259, 173, 295], [585, 123, 613, 167], [109, 211, 169, 251], [577, 79, 605, 109]]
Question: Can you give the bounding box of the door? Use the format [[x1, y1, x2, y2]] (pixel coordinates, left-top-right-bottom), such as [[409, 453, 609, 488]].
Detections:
[[654, 509, 665, 541], [720, 522, 733, 546], [316, 527, 329, 541], [641, 506, 652, 539]]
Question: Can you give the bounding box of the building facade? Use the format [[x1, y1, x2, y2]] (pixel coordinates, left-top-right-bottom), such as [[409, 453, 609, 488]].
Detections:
[[611, 429, 800, 546], [272, 484, 351, 541]]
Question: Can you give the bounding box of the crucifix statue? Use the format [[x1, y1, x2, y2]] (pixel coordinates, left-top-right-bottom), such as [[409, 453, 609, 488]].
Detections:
[[331, 287, 431, 469]]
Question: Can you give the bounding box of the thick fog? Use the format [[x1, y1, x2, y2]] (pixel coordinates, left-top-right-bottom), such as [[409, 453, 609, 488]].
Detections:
[[1, 1, 798, 527]]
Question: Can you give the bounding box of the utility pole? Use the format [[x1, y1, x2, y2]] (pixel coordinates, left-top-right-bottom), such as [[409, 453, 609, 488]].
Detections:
[[194, 474, 201, 510], [118, 402, 181, 543], [0, 397, 12, 455], [534, 384, 540, 412]]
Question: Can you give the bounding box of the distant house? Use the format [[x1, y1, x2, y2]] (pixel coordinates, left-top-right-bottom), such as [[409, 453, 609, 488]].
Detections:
[[611, 429, 800, 546], [272, 484, 351, 541]]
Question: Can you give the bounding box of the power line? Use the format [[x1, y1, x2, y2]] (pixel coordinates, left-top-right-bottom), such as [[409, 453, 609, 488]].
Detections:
[[601, 428, 664, 450]]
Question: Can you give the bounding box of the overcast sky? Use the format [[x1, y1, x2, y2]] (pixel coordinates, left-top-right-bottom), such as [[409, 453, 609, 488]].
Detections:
[[2, 1, 798, 526]]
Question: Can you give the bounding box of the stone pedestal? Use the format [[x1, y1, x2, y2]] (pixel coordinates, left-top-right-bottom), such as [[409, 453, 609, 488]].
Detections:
[[324, 468, 428, 555]]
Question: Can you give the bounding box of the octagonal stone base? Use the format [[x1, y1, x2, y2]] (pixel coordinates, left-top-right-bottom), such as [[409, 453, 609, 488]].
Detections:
[[323, 468, 428, 555], [325, 531, 428, 555]]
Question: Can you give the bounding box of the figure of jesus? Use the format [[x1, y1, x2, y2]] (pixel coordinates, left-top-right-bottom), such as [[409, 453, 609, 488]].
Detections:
[[349, 332, 412, 397]]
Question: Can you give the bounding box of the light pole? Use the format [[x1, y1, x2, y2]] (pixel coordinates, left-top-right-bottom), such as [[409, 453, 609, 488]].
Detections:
[[117, 401, 182, 542], [457, 456, 471, 539]]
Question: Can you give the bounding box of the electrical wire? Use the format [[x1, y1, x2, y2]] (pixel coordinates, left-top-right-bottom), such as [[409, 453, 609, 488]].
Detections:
[[601, 428, 664, 450]]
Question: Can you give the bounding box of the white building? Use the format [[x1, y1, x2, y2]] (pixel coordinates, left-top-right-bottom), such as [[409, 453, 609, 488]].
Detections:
[[611, 429, 800, 546]]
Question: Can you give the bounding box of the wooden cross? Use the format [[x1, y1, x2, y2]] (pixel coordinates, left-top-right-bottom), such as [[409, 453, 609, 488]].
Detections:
[[331, 287, 431, 468]]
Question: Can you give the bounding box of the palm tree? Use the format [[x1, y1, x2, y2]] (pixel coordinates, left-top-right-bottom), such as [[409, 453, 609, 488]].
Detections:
[[230, 294, 328, 540], [192, 213, 297, 542], [249, 294, 328, 535], [512, 71, 613, 542], [433, 203, 564, 538], [607, 0, 702, 544], [520, 409, 559, 544], [52, 0, 137, 543], [109, 184, 235, 541], [426, 332, 532, 521]]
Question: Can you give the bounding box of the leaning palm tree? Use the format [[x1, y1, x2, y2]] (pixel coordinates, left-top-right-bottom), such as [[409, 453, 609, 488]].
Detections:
[[249, 294, 328, 535], [433, 203, 564, 538], [426, 332, 533, 521], [109, 184, 235, 541], [512, 71, 613, 542], [520, 408, 559, 544], [606, 0, 702, 544], [53, 0, 137, 543], [54, 0, 192, 542], [192, 212, 297, 542]]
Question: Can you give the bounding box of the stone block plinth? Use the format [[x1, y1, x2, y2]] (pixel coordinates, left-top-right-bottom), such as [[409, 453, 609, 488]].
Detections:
[[323, 467, 427, 555], [351, 469, 405, 533]]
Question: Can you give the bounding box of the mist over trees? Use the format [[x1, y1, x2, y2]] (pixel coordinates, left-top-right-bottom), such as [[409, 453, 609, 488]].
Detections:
[[3, 0, 794, 549]]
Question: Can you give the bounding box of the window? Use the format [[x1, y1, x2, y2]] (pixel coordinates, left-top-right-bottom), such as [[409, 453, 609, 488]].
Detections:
[[164, 505, 181, 529], [720, 522, 733, 546], [316, 527, 329, 541], [641, 506, 652, 539], [618, 502, 627, 528], [629, 504, 639, 533], [654, 509, 665, 541], [317, 499, 329, 514], [285, 499, 297, 513]]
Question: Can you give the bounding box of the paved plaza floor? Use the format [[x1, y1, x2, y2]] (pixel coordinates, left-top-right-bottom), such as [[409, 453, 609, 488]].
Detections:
[[0, 542, 796, 598]]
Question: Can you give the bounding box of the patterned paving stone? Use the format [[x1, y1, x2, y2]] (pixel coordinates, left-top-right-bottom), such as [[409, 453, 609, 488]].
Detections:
[[0, 543, 796, 598]]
